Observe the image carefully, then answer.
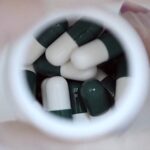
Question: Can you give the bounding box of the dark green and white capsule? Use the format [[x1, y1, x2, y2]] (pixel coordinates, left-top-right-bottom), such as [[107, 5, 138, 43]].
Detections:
[[36, 20, 68, 48], [96, 69, 116, 97], [33, 54, 97, 81], [33, 54, 60, 77], [71, 31, 123, 70], [80, 79, 113, 116], [41, 76, 72, 119], [25, 20, 68, 65], [36, 73, 48, 104], [25, 69, 36, 96], [68, 80, 89, 121], [115, 56, 129, 100], [46, 19, 103, 66]]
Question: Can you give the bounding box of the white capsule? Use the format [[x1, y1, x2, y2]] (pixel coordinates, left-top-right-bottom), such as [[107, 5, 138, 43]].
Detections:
[[115, 77, 130, 101], [71, 39, 109, 70], [46, 32, 78, 66], [41, 79, 49, 110], [25, 37, 45, 65], [41, 77, 71, 112], [61, 62, 97, 81], [73, 113, 90, 122]]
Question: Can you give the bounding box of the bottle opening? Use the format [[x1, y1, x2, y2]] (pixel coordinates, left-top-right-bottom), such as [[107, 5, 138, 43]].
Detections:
[[23, 17, 129, 122]]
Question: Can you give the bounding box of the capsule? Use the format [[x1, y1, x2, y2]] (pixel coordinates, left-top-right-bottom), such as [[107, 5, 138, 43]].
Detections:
[[96, 69, 116, 97], [61, 62, 97, 81], [36, 20, 68, 48], [36, 73, 48, 104], [25, 20, 68, 65], [33, 54, 60, 77], [25, 69, 36, 96], [46, 19, 103, 66], [71, 31, 123, 70], [80, 79, 113, 116], [41, 77, 72, 119], [68, 80, 89, 121], [33, 54, 97, 81], [25, 37, 45, 65], [115, 56, 129, 100], [98, 56, 121, 79]]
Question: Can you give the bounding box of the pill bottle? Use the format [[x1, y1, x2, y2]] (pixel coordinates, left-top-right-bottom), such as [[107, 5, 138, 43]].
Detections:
[[0, 7, 149, 142]]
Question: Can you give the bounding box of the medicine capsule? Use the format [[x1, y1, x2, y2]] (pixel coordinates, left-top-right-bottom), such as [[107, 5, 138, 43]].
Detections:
[[71, 31, 123, 70], [68, 80, 89, 121], [25, 69, 36, 96], [36, 20, 68, 48], [33, 54, 97, 81], [115, 56, 129, 100], [96, 69, 116, 97], [25, 37, 45, 65], [41, 76, 72, 119], [98, 56, 121, 79], [25, 20, 68, 65], [36, 73, 48, 104], [61, 62, 97, 81], [46, 19, 103, 66], [33, 54, 60, 77], [80, 79, 113, 116]]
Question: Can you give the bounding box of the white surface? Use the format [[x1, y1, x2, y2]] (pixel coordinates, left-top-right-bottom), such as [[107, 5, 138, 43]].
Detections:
[[46, 32, 78, 66], [41, 77, 71, 111], [0, 46, 17, 122], [71, 39, 109, 69], [61, 62, 97, 81]]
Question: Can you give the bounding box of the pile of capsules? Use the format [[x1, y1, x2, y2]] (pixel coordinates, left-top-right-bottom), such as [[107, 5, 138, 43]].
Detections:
[[24, 18, 128, 121]]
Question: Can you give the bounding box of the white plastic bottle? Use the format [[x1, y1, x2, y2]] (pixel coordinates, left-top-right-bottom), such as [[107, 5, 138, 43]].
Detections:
[[0, 9, 149, 143]]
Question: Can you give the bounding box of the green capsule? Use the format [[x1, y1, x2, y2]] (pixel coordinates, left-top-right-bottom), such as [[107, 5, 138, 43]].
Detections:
[[99, 31, 123, 60], [50, 109, 72, 119], [33, 54, 60, 77], [80, 79, 113, 116], [96, 69, 116, 98], [25, 70, 36, 96], [36, 20, 68, 48], [68, 80, 87, 115], [36, 73, 47, 104], [101, 76, 116, 98], [68, 19, 103, 46], [116, 56, 128, 79]]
